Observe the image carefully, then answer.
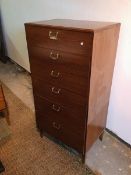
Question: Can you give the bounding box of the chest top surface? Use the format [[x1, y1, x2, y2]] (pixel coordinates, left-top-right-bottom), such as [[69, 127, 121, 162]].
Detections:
[[25, 19, 120, 32]]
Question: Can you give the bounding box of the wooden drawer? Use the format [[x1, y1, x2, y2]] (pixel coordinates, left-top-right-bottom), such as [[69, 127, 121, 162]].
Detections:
[[34, 95, 86, 127], [32, 79, 86, 115], [34, 96, 86, 153], [28, 47, 90, 77], [26, 25, 93, 55], [30, 63, 89, 97]]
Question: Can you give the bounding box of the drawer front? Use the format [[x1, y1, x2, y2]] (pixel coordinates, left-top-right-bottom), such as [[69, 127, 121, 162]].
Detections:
[[34, 96, 86, 153], [34, 95, 86, 127], [28, 47, 90, 77], [31, 64, 88, 96], [26, 25, 93, 55], [32, 79, 86, 115]]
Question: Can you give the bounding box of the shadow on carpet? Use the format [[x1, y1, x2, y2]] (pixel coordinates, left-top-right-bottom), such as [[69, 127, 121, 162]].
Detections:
[[0, 118, 11, 143]]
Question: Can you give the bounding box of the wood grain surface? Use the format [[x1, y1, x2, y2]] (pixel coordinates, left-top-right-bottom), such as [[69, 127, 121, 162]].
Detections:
[[25, 19, 120, 162]]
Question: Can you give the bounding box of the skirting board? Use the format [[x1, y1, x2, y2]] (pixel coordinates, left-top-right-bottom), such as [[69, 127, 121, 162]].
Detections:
[[106, 128, 131, 149]]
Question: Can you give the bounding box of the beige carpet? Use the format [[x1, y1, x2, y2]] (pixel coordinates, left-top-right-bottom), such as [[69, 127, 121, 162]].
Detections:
[[0, 85, 95, 175]]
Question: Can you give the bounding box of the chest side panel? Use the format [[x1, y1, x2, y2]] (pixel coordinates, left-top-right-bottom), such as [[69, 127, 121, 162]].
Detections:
[[86, 24, 120, 151]]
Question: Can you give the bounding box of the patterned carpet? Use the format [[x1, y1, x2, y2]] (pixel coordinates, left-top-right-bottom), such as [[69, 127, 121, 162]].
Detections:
[[0, 85, 95, 175]]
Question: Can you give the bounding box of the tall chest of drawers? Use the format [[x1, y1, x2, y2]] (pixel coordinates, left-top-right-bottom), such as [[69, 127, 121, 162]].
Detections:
[[25, 19, 120, 162]]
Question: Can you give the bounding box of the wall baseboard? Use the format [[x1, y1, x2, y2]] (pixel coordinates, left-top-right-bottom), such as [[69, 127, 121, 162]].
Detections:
[[8, 58, 30, 74], [106, 128, 131, 149], [0, 56, 9, 63]]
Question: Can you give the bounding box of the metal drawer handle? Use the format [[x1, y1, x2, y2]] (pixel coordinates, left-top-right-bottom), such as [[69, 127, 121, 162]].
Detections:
[[50, 70, 60, 78], [52, 122, 61, 130], [52, 104, 61, 112], [51, 87, 61, 94], [49, 31, 58, 40], [50, 51, 59, 60]]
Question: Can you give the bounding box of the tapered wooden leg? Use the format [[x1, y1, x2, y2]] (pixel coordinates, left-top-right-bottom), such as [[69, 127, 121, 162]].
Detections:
[[81, 154, 85, 164], [40, 129, 43, 138], [36, 121, 40, 131], [99, 131, 104, 141]]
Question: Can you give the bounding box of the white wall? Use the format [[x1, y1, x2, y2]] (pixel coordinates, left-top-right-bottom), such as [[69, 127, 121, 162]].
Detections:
[[0, 0, 131, 144]]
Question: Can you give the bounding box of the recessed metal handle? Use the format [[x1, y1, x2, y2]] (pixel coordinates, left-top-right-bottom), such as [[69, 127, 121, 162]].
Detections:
[[50, 51, 59, 60], [50, 70, 60, 78], [52, 122, 61, 130], [51, 87, 61, 94], [52, 104, 61, 112], [49, 31, 58, 40]]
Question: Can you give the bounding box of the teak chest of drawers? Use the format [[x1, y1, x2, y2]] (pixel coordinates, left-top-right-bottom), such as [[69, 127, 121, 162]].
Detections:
[[25, 19, 120, 162]]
